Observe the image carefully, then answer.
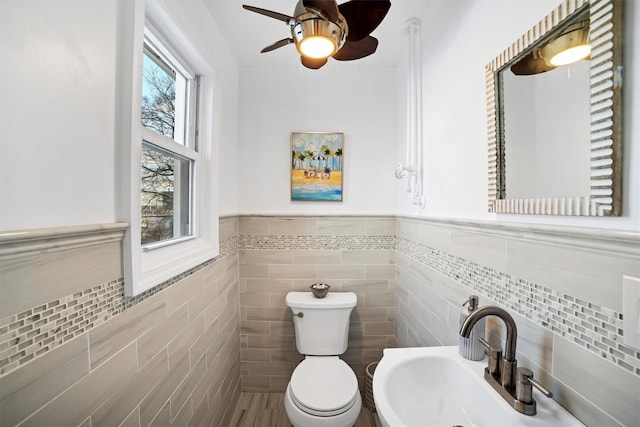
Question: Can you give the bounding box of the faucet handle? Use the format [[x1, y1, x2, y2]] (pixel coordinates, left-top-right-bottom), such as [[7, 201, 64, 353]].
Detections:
[[479, 337, 502, 355], [529, 376, 553, 398], [479, 337, 502, 377], [516, 368, 534, 404], [516, 367, 553, 404]]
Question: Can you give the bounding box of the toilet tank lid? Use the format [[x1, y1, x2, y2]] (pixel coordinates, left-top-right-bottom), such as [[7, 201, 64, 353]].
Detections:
[[286, 292, 357, 309]]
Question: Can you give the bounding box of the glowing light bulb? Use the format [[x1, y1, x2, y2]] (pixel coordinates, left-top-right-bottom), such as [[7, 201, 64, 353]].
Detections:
[[549, 44, 592, 66], [299, 36, 335, 59]]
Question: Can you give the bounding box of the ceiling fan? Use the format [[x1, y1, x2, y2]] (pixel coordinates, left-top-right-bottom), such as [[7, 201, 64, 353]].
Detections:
[[242, 0, 391, 69]]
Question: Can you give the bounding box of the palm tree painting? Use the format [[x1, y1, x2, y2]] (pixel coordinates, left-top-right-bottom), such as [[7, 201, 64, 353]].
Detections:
[[291, 132, 343, 201]]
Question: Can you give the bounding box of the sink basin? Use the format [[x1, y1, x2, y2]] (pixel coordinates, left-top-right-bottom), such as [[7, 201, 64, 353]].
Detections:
[[373, 346, 583, 427]]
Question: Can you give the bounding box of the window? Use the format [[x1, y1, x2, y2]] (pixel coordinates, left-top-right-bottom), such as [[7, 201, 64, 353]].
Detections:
[[140, 143, 191, 245], [140, 33, 197, 248], [119, 11, 218, 297]]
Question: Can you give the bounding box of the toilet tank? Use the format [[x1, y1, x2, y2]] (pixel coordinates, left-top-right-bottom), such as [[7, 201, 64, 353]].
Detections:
[[286, 292, 357, 356]]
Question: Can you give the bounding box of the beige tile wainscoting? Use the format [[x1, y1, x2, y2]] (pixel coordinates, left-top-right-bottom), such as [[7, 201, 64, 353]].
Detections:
[[1, 215, 639, 426], [237, 215, 397, 394], [395, 216, 640, 427], [0, 218, 241, 426]]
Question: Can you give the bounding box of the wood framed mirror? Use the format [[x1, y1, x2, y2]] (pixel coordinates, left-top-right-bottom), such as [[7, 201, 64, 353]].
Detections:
[[487, 0, 623, 216]]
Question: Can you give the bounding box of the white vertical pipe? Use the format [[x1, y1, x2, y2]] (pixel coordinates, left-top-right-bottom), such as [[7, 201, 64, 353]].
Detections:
[[409, 19, 416, 197], [413, 19, 424, 207], [405, 21, 415, 194], [405, 18, 424, 207]]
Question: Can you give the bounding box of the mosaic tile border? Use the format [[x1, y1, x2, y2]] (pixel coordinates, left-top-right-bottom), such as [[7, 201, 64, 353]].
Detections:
[[0, 234, 238, 378], [397, 237, 640, 377], [0, 279, 124, 376], [238, 235, 396, 251], [4, 214, 636, 381]]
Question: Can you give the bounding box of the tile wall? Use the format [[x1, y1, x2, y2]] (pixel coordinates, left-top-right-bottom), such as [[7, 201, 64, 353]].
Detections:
[[237, 216, 397, 393], [395, 216, 640, 427], [0, 218, 241, 427], [3, 213, 639, 426]]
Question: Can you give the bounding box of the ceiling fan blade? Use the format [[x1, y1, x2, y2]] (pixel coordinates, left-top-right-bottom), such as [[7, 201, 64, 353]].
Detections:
[[332, 36, 378, 61], [301, 55, 328, 69], [303, 0, 339, 22], [339, 0, 391, 41], [242, 5, 298, 23], [510, 51, 557, 75], [261, 38, 294, 53]]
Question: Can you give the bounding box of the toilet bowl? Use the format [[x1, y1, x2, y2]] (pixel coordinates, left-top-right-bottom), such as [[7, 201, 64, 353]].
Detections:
[[284, 356, 361, 426], [284, 292, 362, 427]]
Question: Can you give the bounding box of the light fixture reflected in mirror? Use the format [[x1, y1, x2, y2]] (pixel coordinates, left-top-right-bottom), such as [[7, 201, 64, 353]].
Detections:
[[510, 11, 591, 76], [542, 20, 591, 66]]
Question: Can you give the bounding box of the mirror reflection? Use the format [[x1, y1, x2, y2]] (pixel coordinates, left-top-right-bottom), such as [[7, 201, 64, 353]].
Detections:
[[498, 6, 591, 200], [500, 55, 591, 199], [487, 0, 623, 216]]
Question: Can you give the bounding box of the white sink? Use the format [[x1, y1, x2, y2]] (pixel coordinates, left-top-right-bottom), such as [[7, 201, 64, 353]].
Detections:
[[373, 346, 583, 427]]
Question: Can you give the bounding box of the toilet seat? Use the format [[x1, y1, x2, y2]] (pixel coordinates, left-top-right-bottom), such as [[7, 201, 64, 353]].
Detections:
[[289, 356, 359, 417]]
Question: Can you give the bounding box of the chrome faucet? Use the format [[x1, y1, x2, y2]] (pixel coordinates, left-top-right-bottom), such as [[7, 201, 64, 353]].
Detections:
[[459, 305, 552, 416]]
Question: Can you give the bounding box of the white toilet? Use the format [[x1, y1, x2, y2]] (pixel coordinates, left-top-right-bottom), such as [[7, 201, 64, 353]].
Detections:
[[284, 291, 362, 427]]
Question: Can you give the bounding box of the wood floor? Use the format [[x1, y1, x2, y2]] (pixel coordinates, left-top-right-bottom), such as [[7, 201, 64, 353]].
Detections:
[[229, 392, 383, 427]]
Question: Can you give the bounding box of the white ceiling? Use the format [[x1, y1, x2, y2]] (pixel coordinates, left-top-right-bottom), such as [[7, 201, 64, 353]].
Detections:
[[204, 0, 436, 66]]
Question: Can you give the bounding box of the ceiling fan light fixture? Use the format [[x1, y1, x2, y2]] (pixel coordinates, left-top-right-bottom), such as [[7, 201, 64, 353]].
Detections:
[[242, 0, 391, 69], [541, 20, 591, 66], [293, 18, 345, 59], [298, 36, 336, 58]]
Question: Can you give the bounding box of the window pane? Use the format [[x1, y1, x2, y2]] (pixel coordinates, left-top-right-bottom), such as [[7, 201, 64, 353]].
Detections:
[[141, 144, 191, 245], [142, 45, 187, 143]]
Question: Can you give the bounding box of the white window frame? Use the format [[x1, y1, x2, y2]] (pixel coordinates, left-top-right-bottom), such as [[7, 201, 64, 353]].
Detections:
[[119, 1, 218, 297], [140, 28, 197, 248]]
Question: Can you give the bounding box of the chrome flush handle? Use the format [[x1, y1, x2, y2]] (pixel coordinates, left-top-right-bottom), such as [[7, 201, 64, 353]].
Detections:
[[294, 312, 304, 318]]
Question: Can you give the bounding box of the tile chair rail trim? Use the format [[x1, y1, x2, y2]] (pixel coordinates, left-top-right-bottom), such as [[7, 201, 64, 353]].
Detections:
[[0, 223, 129, 259], [396, 215, 640, 257]]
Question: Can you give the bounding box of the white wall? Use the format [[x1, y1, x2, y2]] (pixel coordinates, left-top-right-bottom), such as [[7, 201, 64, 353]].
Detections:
[[3, 0, 637, 230], [237, 64, 397, 214], [0, 0, 119, 230], [0, 0, 239, 231], [397, 0, 640, 231], [534, 61, 591, 198], [503, 68, 538, 198], [503, 61, 591, 199]]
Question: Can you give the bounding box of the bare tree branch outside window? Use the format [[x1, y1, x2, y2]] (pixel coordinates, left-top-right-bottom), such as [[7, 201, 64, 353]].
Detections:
[[140, 52, 178, 245], [141, 147, 175, 244], [141, 64, 176, 139]]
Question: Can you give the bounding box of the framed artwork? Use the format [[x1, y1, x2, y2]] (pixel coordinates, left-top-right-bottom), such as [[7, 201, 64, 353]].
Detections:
[[291, 132, 344, 201]]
